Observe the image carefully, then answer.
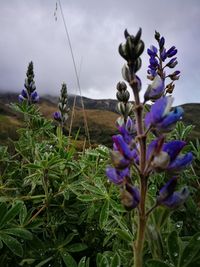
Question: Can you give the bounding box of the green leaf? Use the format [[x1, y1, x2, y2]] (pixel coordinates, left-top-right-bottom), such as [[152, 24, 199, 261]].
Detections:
[[60, 232, 78, 247], [78, 257, 87, 267], [66, 243, 87, 252], [167, 231, 180, 266], [0, 201, 23, 228], [81, 182, 104, 196], [111, 253, 121, 267], [77, 195, 103, 202], [99, 200, 109, 229], [115, 228, 132, 243], [61, 250, 77, 267], [35, 257, 53, 267], [99, 256, 109, 267], [0, 202, 7, 219], [179, 232, 200, 267], [146, 260, 170, 267], [19, 204, 28, 225], [3, 228, 33, 240], [110, 199, 126, 212], [0, 233, 23, 257]]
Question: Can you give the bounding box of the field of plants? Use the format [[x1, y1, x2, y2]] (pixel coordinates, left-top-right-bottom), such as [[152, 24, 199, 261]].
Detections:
[[0, 29, 200, 267]]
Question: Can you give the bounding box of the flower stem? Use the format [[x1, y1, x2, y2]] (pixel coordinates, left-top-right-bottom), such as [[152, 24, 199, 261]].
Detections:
[[134, 178, 147, 267]]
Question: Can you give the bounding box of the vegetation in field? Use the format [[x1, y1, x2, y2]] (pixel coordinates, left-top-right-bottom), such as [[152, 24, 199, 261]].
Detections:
[[0, 29, 200, 267]]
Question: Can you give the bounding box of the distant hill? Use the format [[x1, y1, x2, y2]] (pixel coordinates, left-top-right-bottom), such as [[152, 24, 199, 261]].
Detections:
[[0, 92, 199, 147]]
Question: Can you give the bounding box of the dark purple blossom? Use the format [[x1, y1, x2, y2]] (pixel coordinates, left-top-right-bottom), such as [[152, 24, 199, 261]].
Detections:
[[147, 139, 193, 172], [53, 111, 62, 121], [159, 37, 165, 48], [31, 91, 39, 103], [106, 166, 129, 184], [157, 177, 189, 208], [166, 46, 177, 58], [121, 183, 140, 209], [112, 134, 135, 160], [145, 96, 184, 132]]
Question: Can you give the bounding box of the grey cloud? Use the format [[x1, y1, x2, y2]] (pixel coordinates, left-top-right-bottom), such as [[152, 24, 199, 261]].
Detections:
[[0, 0, 200, 105]]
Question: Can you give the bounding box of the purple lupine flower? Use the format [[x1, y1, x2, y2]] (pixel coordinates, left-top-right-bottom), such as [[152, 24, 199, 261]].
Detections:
[[157, 177, 177, 202], [121, 183, 140, 209], [53, 111, 62, 121], [166, 46, 177, 58], [31, 91, 39, 103], [160, 48, 167, 62], [147, 139, 193, 172], [116, 116, 136, 145], [106, 166, 129, 184], [144, 75, 165, 101], [145, 96, 184, 132], [112, 134, 135, 160], [110, 150, 130, 169], [157, 177, 189, 208], [147, 45, 158, 57], [159, 36, 165, 49]]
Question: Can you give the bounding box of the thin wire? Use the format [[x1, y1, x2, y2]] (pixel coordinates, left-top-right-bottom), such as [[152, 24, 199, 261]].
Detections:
[[57, 0, 91, 146]]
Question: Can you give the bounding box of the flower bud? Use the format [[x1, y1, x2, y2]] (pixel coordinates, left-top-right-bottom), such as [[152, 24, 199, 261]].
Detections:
[[116, 81, 127, 92]]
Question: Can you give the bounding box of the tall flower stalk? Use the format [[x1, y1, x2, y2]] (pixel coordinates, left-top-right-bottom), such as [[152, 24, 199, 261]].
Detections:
[[106, 29, 193, 267], [18, 61, 39, 105]]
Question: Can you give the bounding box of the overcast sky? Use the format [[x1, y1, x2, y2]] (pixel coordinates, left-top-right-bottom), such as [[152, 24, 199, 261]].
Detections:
[[0, 0, 200, 105]]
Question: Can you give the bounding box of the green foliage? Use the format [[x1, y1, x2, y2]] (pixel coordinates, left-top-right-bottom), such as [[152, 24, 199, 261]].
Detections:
[[0, 97, 199, 266]]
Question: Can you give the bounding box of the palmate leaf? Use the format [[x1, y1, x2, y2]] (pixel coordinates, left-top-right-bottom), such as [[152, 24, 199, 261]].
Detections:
[[0, 233, 23, 257]]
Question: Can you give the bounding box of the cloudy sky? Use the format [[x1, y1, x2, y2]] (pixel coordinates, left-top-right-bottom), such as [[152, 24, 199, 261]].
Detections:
[[0, 0, 200, 105]]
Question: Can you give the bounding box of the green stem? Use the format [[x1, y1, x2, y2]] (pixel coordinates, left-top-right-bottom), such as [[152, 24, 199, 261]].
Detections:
[[134, 178, 147, 267]]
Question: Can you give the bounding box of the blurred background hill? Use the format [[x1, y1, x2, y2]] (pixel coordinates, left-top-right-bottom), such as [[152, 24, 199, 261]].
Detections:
[[0, 92, 199, 147]]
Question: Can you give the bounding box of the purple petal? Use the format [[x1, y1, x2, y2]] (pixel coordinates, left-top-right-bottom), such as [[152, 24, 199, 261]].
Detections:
[[167, 152, 193, 172], [144, 112, 152, 128], [151, 97, 168, 124], [158, 177, 177, 202], [106, 167, 129, 184], [21, 89, 28, 98], [112, 135, 134, 160], [163, 140, 186, 162], [110, 151, 130, 169], [159, 37, 165, 48], [144, 75, 165, 101], [162, 187, 189, 208], [53, 111, 62, 121], [157, 107, 184, 130], [121, 183, 140, 209]]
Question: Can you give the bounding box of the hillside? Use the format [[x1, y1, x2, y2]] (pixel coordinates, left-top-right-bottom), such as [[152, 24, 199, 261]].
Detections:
[[0, 92, 199, 147]]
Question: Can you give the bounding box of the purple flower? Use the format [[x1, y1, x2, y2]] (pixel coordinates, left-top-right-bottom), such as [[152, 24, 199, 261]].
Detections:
[[145, 96, 184, 132], [106, 166, 129, 184], [161, 48, 167, 61], [53, 111, 62, 121], [112, 134, 135, 160], [144, 75, 165, 101], [116, 117, 136, 145], [110, 151, 130, 169], [157, 177, 189, 208], [147, 45, 158, 57], [147, 139, 193, 172], [31, 91, 39, 103], [166, 46, 177, 58], [18, 89, 28, 102], [159, 37, 165, 48], [120, 183, 140, 209]]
